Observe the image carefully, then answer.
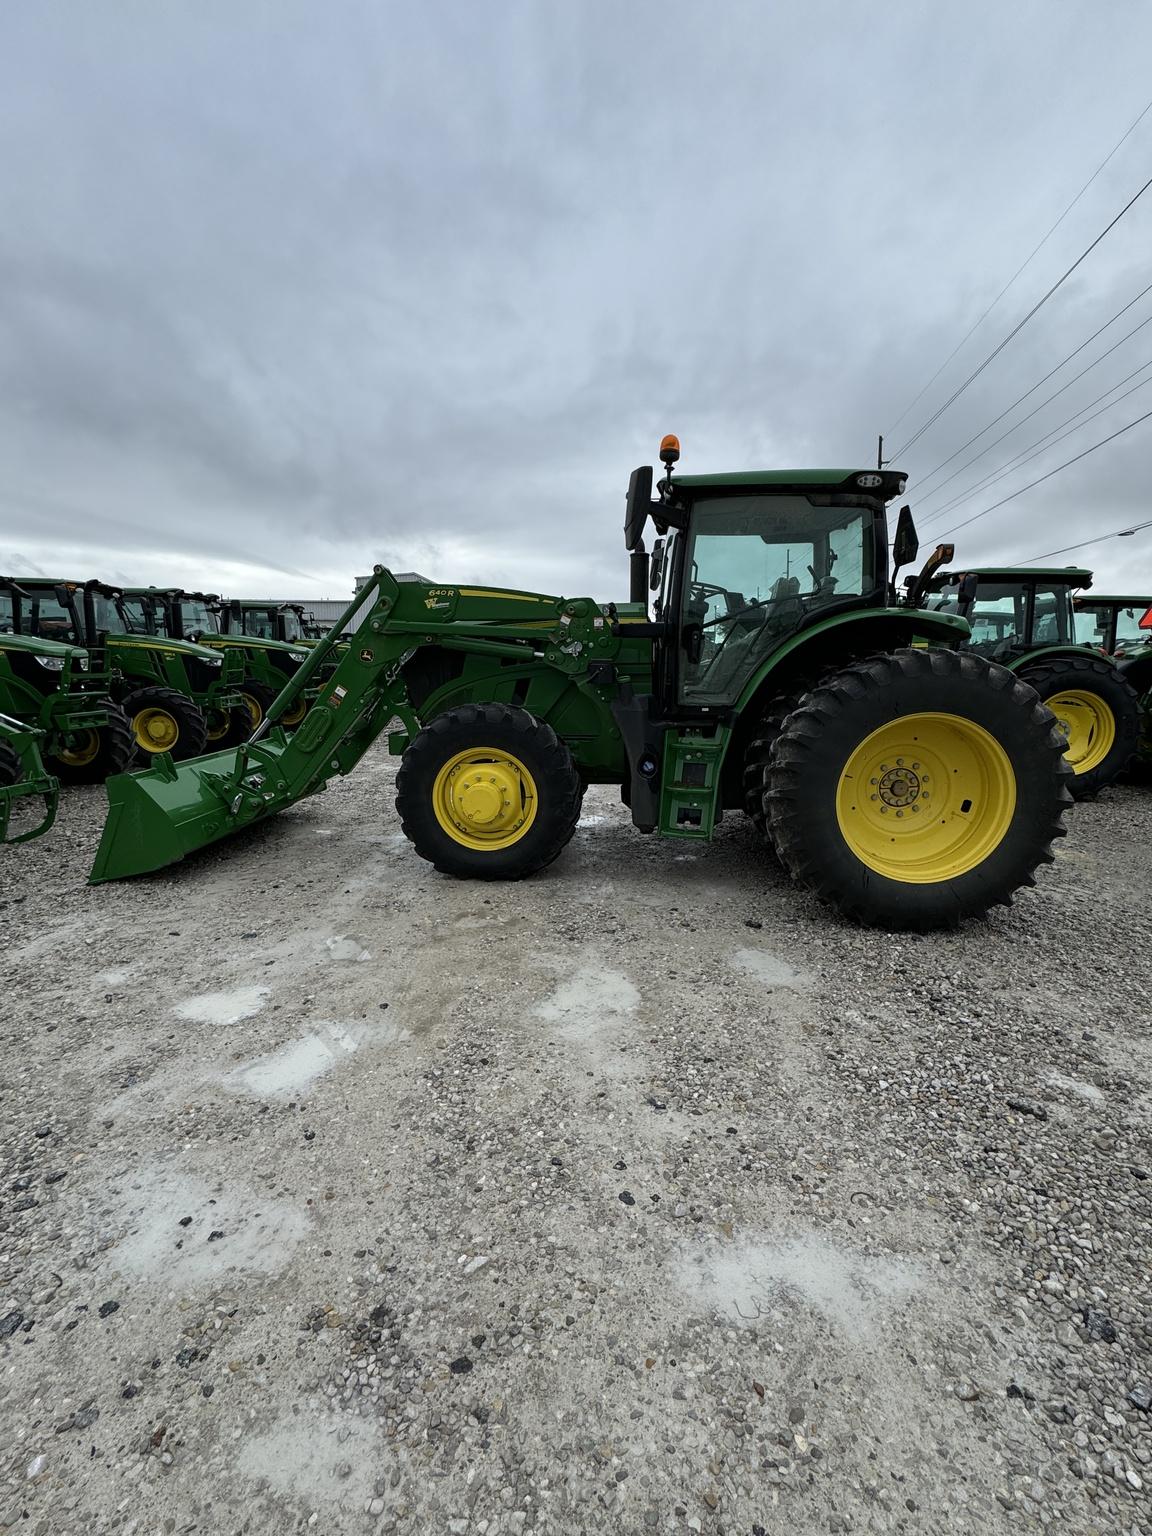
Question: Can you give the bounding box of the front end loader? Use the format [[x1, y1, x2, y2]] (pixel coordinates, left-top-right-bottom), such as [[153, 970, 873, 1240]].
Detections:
[[90, 442, 1072, 932], [0, 714, 58, 844], [928, 567, 1140, 796]]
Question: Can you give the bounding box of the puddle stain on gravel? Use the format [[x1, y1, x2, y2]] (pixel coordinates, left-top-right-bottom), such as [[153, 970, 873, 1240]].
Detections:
[[174, 986, 270, 1026], [111, 1171, 308, 1284], [324, 934, 372, 962], [534, 965, 641, 1037], [673, 1232, 922, 1339], [731, 948, 812, 990], [235, 1419, 385, 1506], [224, 1019, 406, 1098], [1047, 1071, 1106, 1103]]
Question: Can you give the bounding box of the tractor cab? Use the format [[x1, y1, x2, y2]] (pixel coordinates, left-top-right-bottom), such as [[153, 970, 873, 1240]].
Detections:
[[927, 566, 1090, 659], [225, 601, 307, 645], [624, 439, 962, 718], [1073, 594, 1152, 656]]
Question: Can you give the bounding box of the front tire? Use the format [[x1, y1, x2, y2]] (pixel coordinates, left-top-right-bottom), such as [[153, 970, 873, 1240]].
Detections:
[[238, 679, 278, 733], [49, 700, 135, 783], [205, 704, 254, 749], [396, 703, 582, 879], [763, 649, 1073, 931], [120, 685, 208, 764], [0, 738, 21, 789], [1016, 654, 1139, 798]]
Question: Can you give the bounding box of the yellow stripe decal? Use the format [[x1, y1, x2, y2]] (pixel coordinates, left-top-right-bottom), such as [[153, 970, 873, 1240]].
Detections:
[[458, 589, 548, 603]]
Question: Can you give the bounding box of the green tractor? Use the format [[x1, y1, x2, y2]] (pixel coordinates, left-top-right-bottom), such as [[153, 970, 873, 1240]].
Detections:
[[926, 566, 1140, 797], [0, 714, 59, 844], [1073, 593, 1152, 657], [123, 588, 323, 733], [2, 577, 248, 763], [1, 587, 133, 784], [91, 442, 1073, 931], [1075, 594, 1152, 766]]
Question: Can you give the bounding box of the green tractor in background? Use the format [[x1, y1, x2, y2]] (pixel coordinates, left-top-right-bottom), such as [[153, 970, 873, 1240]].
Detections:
[[0, 714, 59, 844], [92, 440, 1074, 932], [1075, 593, 1152, 767], [224, 599, 309, 645], [122, 588, 320, 732], [2, 577, 248, 763], [926, 566, 1140, 798], [1, 587, 134, 783]]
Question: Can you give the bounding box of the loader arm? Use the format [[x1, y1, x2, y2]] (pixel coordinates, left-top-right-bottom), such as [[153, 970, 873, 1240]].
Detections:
[[89, 569, 583, 882]]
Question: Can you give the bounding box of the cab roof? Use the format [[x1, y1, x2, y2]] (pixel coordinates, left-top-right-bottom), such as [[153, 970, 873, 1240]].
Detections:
[[935, 565, 1093, 586], [1074, 593, 1152, 607], [669, 468, 907, 500]]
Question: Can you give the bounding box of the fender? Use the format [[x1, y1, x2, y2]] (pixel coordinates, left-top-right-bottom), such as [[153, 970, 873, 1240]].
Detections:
[[1000, 643, 1118, 673]]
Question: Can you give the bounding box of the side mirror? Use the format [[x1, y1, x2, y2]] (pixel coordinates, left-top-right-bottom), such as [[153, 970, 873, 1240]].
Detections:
[[957, 571, 979, 619], [625, 465, 653, 551], [892, 505, 919, 572], [649, 538, 666, 592]]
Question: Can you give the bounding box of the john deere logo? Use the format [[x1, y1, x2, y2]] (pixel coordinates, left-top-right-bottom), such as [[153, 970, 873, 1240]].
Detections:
[[359, 648, 373, 663]]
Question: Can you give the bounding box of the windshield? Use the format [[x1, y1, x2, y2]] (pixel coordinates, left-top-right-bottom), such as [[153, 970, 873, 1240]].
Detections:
[[280, 609, 304, 643], [1115, 604, 1152, 651], [184, 600, 220, 635], [120, 596, 155, 635], [0, 589, 13, 633], [1074, 602, 1112, 648], [92, 593, 128, 635], [935, 579, 1073, 653], [25, 589, 80, 644], [242, 608, 276, 639], [679, 495, 874, 705]]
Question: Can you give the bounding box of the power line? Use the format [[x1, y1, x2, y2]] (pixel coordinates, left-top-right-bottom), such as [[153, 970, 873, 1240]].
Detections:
[[935, 406, 1152, 541], [887, 94, 1152, 436], [1021, 517, 1152, 563], [913, 277, 1152, 496], [917, 357, 1152, 529], [890, 168, 1152, 460]]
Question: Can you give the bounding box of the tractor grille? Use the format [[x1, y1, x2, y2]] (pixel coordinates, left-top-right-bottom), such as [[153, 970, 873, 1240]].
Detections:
[[184, 656, 224, 692]]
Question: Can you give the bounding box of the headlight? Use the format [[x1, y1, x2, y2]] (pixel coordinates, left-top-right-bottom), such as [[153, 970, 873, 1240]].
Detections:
[[289, 650, 308, 662], [76, 656, 89, 670], [204, 656, 222, 667], [35, 656, 65, 671]]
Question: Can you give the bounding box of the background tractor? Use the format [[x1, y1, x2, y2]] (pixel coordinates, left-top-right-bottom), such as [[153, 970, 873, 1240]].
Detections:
[[927, 566, 1139, 797], [1, 586, 133, 783], [124, 588, 322, 733], [1075, 594, 1152, 768], [4, 578, 247, 763], [91, 443, 1072, 932], [0, 714, 58, 844]]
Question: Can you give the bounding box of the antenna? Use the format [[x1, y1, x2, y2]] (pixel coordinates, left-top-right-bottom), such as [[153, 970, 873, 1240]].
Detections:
[[877, 433, 885, 470]]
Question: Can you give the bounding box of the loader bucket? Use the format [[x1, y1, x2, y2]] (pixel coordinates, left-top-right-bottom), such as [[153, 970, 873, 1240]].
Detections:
[[88, 737, 308, 884]]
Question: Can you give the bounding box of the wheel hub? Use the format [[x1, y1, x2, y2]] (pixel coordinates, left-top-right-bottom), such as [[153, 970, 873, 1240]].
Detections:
[[444, 760, 525, 837], [877, 762, 922, 808]]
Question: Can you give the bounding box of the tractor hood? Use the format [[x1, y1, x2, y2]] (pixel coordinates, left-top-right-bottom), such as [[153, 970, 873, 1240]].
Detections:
[[199, 634, 311, 658], [0, 632, 88, 661], [103, 633, 224, 663]]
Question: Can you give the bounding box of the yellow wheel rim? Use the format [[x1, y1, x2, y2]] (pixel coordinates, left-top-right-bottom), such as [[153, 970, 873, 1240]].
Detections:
[[205, 710, 229, 742], [56, 731, 100, 767], [281, 699, 308, 727], [836, 712, 1016, 884], [241, 693, 264, 729], [133, 707, 181, 753], [432, 747, 538, 851], [1044, 689, 1115, 775]]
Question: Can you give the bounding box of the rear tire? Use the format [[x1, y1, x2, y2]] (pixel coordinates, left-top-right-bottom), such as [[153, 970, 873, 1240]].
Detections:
[[49, 700, 135, 783], [763, 648, 1073, 931], [1016, 654, 1139, 798], [120, 685, 208, 764], [238, 679, 278, 732], [205, 704, 254, 749], [0, 738, 20, 788], [397, 703, 582, 879], [742, 687, 806, 843]]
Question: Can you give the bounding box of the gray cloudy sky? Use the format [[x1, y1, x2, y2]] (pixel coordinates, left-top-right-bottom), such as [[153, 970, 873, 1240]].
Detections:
[[2, 0, 1152, 602]]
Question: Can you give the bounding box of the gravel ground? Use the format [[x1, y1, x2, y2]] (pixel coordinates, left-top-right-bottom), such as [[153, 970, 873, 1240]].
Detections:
[[1, 746, 1150, 1536]]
